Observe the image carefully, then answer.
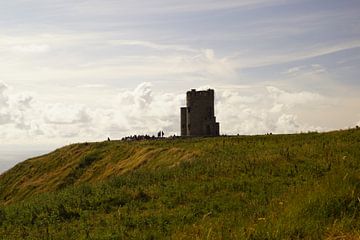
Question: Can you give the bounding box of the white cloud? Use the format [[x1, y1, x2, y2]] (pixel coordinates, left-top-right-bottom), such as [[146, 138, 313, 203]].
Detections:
[[276, 114, 299, 133], [0, 82, 181, 144], [216, 86, 325, 135], [44, 103, 92, 125], [266, 86, 324, 108], [112, 82, 182, 135], [0, 82, 9, 109]]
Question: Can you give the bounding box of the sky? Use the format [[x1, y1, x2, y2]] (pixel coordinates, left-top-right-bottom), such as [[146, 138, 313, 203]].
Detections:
[[0, 0, 360, 172]]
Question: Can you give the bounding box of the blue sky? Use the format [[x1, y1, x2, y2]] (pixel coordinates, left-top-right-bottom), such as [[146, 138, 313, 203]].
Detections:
[[0, 0, 359, 172]]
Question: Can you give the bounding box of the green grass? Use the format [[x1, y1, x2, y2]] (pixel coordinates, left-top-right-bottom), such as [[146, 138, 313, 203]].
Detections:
[[0, 129, 359, 239]]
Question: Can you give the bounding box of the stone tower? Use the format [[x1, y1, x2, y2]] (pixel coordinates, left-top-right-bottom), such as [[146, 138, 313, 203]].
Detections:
[[180, 89, 220, 136]]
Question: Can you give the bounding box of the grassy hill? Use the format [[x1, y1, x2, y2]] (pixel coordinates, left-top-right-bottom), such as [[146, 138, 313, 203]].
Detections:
[[0, 129, 359, 239]]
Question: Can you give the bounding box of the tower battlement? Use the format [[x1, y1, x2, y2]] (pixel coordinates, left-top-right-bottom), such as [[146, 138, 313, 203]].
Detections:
[[187, 89, 214, 96], [181, 89, 220, 137]]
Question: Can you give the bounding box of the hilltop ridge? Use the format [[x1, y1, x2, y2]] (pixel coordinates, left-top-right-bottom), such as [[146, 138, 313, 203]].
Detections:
[[0, 129, 359, 239]]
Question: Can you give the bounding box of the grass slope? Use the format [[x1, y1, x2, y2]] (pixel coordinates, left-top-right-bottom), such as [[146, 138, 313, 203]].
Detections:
[[0, 129, 359, 239], [0, 141, 199, 204]]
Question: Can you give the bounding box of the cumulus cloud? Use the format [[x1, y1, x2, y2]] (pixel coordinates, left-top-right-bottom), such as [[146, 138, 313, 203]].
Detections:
[[0, 81, 331, 144], [112, 82, 182, 136], [0, 82, 181, 144], [44, 104, 92, 125], [0, 82, 9, 109], [266, 86, 324, 108], [216, 86, 324, 134]]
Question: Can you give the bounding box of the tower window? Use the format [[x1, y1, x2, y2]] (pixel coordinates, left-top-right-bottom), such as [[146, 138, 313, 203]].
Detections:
[[206, 125, 211, 135]]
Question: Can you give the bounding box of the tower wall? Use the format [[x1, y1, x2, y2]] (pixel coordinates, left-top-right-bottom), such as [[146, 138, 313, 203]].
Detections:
[[180, 107, 187, 136]]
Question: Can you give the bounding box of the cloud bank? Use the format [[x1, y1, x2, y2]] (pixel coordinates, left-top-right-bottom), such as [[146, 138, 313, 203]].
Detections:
[[0, 81, 333, 145]]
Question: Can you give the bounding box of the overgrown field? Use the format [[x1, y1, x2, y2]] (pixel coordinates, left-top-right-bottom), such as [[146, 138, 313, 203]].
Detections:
[[0, 129, 359, 239]]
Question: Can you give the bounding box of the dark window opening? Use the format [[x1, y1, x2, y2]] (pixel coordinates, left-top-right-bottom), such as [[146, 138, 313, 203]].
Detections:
[[206, 125, 211, 135]]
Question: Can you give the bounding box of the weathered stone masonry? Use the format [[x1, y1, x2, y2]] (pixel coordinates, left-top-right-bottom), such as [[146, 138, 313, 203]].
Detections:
[[180, 89, 220, 136]]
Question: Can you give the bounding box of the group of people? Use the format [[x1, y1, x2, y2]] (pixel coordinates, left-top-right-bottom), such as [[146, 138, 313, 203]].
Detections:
[[119, 131, 166, 141], [157, 131, 165, 138]]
